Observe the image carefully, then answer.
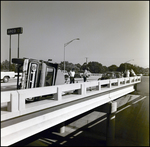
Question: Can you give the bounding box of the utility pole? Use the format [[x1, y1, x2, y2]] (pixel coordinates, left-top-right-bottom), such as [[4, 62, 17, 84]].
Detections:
[[85, 57, 88, 64]]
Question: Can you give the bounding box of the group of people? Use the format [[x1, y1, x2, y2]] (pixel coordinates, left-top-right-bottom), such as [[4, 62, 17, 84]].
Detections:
[[124, 69, 136, 77], [68, 68, 89, 84]]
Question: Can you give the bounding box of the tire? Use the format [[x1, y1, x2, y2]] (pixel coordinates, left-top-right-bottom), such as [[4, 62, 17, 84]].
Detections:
[[3, 76, 9, 83], [25, 98, 35, 102]]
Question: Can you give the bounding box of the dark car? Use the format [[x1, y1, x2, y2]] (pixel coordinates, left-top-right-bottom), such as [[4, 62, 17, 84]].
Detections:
[[98, 72, 122, 80], [115, 72, 123, 78], [74, 73, 82, 78]]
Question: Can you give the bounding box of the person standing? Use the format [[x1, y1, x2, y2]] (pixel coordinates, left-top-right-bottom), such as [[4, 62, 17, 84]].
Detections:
[[69, 68, 75, 84], [130, 69, 136, 77], [83, 69, 88, 82]]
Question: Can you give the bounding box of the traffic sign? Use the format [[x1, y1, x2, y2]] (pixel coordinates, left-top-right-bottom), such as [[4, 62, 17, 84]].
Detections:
[[7, 27, 23, 35]]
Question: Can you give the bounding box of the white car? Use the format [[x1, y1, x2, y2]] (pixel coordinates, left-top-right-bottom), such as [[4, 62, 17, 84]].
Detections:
[[1, 71, 16, 83]]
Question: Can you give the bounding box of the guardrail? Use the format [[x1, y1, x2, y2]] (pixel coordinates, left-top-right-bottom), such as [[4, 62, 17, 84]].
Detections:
[[1, 76, 141, 121]]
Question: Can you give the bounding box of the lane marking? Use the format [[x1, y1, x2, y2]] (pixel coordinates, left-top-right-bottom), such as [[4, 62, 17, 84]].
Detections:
[[73, 131, 83, 136], [116, 105, 131, 113], [132, 96, 147, 104], [111, 116, 115, 120], [116, 96, 147, 113], [88, 118, 107, 128], [38, 138, 52, 145], [60, 140, 67, 145]]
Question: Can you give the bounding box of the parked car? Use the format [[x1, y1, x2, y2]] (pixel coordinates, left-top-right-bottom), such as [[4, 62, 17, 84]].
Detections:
[[115, 72, 123, 78], [1, 71, 16, 83], [74, 73, 82, 78], [98, 71, 122, 80]]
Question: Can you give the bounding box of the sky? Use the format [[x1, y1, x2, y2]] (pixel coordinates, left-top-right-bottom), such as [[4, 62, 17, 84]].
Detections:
[[1, 1, 149, 68]]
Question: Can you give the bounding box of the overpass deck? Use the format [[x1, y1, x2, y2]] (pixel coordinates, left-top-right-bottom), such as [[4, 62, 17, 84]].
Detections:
[[1, 76, 141, 146]]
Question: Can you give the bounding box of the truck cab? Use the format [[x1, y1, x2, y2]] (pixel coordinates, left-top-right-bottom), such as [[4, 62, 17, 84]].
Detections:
[[12, 58, 65, 101]]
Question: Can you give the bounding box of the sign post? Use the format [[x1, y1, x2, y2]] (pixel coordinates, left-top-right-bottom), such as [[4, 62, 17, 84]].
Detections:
[[7, 27, 23, 70], [9, 35, 11, 71]]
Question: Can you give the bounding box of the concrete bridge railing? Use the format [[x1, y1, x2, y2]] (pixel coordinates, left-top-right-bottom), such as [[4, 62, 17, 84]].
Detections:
[[1, 76, 141, 122], [1, 76, 141, 146]]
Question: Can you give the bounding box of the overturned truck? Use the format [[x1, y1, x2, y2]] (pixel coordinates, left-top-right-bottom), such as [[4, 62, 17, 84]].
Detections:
[[12, 58, 65, 101]]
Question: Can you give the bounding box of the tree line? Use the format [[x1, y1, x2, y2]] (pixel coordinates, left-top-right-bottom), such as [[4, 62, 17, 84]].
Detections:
[[59, 61, 149, 75], [1, 59, 149, 75]]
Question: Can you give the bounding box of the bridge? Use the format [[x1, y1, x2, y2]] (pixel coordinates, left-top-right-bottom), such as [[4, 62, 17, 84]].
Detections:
[[1, 76, 141, 146]]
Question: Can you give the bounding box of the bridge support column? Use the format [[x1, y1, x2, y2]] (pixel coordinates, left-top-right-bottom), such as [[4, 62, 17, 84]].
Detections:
[[134, 84, 137, 91], [106, 101, 117, 146], [96, 101, 117, 146], [58, 122, 65, 133]]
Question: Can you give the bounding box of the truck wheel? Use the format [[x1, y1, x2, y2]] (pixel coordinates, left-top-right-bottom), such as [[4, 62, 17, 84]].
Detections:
[[25, 98, 35, 102], [3, 76, 9, 83]]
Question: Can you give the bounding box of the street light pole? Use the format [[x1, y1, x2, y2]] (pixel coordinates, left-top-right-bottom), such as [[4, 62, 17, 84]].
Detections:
[[125, 59, 134, 71], [64, 38, 80, 73]]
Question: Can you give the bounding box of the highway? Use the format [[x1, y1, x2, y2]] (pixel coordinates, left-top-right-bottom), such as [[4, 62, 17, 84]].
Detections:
[[1, 76, 101, 92], [8, 76, 149, 146]]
